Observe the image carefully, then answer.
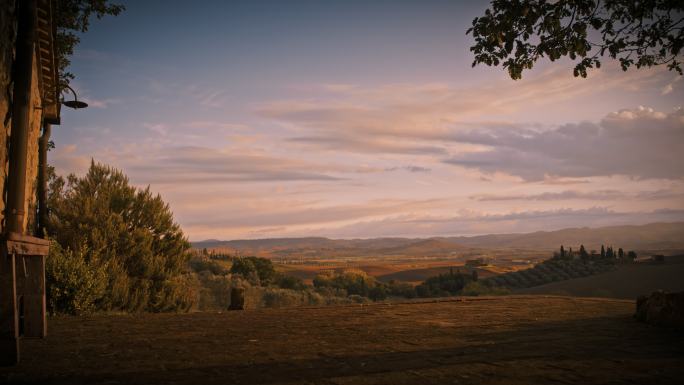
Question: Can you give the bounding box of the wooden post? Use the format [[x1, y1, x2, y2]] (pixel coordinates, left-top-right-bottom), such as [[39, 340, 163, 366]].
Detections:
[[0, 251, 19, 365], [15, 255, 46, 338], [2, 233, 50, 364]]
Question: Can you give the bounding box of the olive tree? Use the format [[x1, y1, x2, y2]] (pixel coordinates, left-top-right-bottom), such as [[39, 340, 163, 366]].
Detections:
[[468, 0, 684, 79]]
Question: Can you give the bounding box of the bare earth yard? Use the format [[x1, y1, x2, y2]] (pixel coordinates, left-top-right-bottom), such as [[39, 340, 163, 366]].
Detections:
[[1, 296, 682, 384]]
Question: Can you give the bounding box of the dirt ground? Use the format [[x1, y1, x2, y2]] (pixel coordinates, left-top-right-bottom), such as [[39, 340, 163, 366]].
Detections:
[[1, 296, 682, 385]]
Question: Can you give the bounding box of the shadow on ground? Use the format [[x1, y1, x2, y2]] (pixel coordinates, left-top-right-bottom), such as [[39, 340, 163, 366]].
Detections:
[[2, 296, 683, 385]]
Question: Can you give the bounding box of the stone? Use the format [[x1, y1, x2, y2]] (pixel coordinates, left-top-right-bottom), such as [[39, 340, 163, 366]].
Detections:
[[635, 291, 684, 328], [229, 287, 245, 310]]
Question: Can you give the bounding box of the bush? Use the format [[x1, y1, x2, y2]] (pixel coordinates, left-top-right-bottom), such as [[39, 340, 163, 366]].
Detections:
[[460, 281, 510, 296], [347, 294, 370, 304], [314, 285, 348, 298], [148, 274, 199, 312], [189, 257, 228, 276], [415, 271, 474, 297], [46, 242, 107, 315], [313, 269, 379, 298], [312, 270, 335, 288], [386, 280, 416, 299], [261, 288, 324, 308], [368, 285, 388, 301], [230, 257, 276, 285], [275, 274, 306, 290], [47, 162, 192, 313]]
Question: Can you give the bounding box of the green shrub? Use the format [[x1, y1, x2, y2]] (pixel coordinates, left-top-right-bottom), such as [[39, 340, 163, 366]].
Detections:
[[312, 270, 335, 288], [261, 288, 324, 308], [46, 242, 107, 315], [386, 280, 416, 299], [460, 281, 510, 296], [313, 269, 379, 298], [189, 257, 228, 275], [368, 285, 388, 301], [348, 294, 370, 304], [275, 274, 306, 290], [314, 285, 348, 298], [415, 270, 474, 297], [47, 162, 192, 313], [230, 256, 276, 285], [149, 274, 199, 312]]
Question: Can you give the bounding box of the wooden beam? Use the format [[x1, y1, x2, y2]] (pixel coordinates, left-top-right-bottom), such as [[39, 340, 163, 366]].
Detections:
[[5, 233, 49, 256]]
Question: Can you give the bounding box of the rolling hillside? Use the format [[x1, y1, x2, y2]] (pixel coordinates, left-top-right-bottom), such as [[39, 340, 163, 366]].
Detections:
[[446, 222, 684, 251], [194, 236, 461, 258], [516, 255, 684, 299], [193, 222, 684, 258]]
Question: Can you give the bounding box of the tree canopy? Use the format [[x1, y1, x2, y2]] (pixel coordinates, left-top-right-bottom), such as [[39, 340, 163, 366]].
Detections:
[[467, 0, 684, 79], [47, 162, 194, 313]]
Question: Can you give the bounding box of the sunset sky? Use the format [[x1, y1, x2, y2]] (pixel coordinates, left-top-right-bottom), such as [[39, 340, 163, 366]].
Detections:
[[53, 0, 684, 241]]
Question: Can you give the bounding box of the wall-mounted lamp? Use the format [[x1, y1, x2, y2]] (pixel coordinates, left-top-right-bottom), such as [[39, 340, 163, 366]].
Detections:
[[60, 84, 88, 109]]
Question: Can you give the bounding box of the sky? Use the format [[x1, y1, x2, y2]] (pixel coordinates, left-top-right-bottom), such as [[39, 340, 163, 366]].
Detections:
[[53, 0, 684, 241]]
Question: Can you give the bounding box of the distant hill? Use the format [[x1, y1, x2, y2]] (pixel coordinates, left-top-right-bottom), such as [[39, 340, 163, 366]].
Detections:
[[373, 238, 469, 257], [193, 237, 427, 258], [192, 222, 684, 258], [446, 222, 684, 252]]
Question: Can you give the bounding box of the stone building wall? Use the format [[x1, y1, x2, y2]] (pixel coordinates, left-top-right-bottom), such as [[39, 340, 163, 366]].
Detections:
[[1, 2, 43, 236], [25, 50, 43, 234], [0, 2, 16, 233]]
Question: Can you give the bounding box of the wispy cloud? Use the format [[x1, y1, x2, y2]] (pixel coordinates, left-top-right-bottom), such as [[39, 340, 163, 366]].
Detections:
[[470, 189, 684, 202], [386, 166, 431, 173], [183, 198, 447, 228], [292, 207, 684, 239], [287, 135, 448, 155], [123, 146, 344, 184], [661, 76, 682, 95], [143, 123, 169, 136], [185, 121, 251, 131]]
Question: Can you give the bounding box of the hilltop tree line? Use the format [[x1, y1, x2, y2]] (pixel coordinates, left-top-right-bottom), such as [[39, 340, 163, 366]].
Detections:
[[482, 244, 637, 290], [556, 244, 637, 261]]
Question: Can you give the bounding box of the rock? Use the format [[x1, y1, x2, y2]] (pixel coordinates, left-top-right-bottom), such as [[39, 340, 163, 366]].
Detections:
[[228, 287, 245, 310], [635, 291, 684, 328]]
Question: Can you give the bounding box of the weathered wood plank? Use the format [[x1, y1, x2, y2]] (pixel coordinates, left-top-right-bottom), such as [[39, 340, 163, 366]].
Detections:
[[0, 251, 19, 365]]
